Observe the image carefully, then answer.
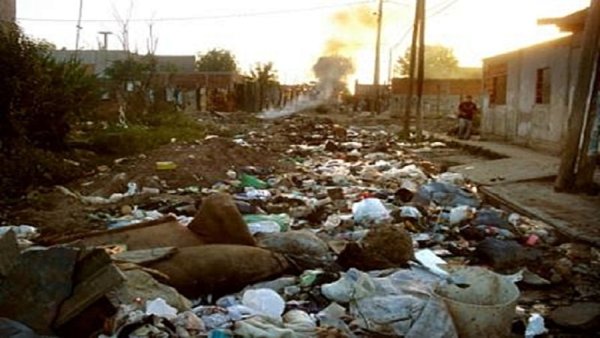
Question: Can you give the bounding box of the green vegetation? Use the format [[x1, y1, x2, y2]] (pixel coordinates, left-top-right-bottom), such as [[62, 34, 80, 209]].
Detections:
[[0, 26, 237, 198], [397, 44, 459, 79], [250, 62, 278, 111], [0, 24, 100, 151], [196, 48, 238, 72], [87, 113, 229, 155]]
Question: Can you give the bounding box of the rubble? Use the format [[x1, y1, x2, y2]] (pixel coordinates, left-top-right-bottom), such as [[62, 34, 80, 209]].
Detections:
[[1, 115, 598, 337]]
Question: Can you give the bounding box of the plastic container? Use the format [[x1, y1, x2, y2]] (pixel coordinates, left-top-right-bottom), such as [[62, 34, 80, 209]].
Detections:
[[434, 267, 520, 338], [156, 161, 177, 170]]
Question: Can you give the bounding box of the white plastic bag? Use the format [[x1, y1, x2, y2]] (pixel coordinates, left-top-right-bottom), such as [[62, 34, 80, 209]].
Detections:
[[146, 297, 178, 319], [352, 198, 391, 225], [242, 288, 285, 318]]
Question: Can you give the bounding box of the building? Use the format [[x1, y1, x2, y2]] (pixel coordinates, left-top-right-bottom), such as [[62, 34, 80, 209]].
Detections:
[[0, 0, 15, 23], [390, 77, 482, 117], [50, 50, 196, 77], [481, 9, 586, 154]]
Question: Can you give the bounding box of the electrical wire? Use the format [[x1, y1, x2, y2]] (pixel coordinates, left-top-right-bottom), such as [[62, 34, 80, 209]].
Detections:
[[17, 0, 373, 23]]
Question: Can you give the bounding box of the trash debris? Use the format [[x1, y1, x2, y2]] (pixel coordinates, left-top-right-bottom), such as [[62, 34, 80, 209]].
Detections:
[[257, 230, 333, 270], [188, 193, 256, 246], [352, 198, 391, 226], [337, 225, 413, 270], [156, 161, 177, 170], [147, 245, 290, 297], [525, 313, 547, 338], [549, 302, 600, 330], [434, 267, 520, 338], [2, 115, 594, 337], [243, 213, 291, 233], [241, 288, 285, 318], [239, 173, 269, 189], [146, 297, 178, 319]]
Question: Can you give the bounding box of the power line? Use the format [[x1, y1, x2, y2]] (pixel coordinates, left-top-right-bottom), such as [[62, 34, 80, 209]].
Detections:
[[390, 0, 460, 49], [17, 0, 372, 23]]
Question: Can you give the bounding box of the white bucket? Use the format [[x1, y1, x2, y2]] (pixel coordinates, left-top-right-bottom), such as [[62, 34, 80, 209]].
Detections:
[[434, 267, 520, 338]]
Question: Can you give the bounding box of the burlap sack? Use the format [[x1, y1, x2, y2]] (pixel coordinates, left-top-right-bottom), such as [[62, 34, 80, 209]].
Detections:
[[187, 193, 256, 246], [148, 245, 290, 297]]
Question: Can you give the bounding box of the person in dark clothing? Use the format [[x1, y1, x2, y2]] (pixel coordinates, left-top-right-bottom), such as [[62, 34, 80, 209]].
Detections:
[[457, 95, 477, 139]]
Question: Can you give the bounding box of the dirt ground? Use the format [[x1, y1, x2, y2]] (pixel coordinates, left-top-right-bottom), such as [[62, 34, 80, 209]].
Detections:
[[3, 114, 294, 243], [2, 109, 599, 336]]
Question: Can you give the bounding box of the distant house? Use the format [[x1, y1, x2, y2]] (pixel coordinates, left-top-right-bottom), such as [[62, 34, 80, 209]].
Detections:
[[50, 50, 196, 77], [481, 8, 586, 154], [50, 50, 247, 112]]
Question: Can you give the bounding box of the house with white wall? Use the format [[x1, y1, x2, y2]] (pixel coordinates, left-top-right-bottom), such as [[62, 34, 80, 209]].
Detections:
[[481, 9, 586, 154]]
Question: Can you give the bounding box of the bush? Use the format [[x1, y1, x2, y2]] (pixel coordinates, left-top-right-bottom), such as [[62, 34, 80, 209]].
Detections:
[[0, 144, 86, 199], [0, 24, 100, 152]]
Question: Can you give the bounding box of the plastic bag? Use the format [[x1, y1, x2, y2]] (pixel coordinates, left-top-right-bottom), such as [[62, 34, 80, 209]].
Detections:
[[242, 288, 285, 318], [240, 174, 268, 189], [352, 198, 391, 225], [146, 297, 178, 319], [243, 214, 291, 232]]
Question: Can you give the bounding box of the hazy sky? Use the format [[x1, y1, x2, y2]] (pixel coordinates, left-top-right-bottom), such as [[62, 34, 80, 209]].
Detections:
[[17, 0, 589, 84]]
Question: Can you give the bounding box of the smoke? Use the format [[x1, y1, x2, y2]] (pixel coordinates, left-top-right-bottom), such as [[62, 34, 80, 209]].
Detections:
[[324, 4, 377, 56], [312, 56, 354, 99], [260, 4, 376, 119], [313, 4, 376, 97]]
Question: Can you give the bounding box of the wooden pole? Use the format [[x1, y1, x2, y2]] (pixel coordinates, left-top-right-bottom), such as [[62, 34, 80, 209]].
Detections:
[[403, 1, 420, 138], [373, 0, 384, 114], [415, 0, 426, 142], [555, 0, 600, 192], [75, 0, 84, 53], [575, 54, 600, 191]]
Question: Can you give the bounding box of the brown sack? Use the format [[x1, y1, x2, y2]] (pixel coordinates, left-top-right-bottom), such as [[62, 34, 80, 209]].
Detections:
[[257, 230, 334, 271], [66, 217, 204, 250], [148, 245, 290, 298], [188, 193, 256, 246]]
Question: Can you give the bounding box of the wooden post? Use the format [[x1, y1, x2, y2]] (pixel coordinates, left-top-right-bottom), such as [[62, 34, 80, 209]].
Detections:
[[403, 1, 420, 138], [575, 55, 600, 191], [555, 0, 600, 192], [373, 0, 384, 114], [415, 0, 426, 141]]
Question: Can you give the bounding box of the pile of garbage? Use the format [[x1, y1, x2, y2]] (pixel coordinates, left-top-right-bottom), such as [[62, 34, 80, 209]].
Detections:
[[1, 117, 599, 337]]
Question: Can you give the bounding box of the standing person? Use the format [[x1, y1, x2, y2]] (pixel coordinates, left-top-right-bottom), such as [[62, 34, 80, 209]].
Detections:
[[457, 95, 477, 140]]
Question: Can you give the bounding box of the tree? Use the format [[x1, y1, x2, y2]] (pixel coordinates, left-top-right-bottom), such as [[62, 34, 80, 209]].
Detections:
[[104, 54, 160, 121], [250, 62, 278, 110], [196, 48, 238, 72], [0, 24, 100, 151], [396, 44, 459, 79]]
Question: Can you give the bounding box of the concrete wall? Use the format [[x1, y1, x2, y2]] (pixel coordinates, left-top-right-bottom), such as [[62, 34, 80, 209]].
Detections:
[[390, 78, 483, 117], [0, 0, 15, 23], [391, 94, 478, 118], [482, 35, 581, 155]]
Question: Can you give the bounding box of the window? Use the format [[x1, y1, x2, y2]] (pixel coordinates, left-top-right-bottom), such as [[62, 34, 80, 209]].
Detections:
[[490, 75, 507, 105], [535, 67, 551, 104]]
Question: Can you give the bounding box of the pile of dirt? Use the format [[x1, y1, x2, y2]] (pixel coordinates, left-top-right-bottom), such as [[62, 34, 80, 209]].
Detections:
[[4, 136, 288, 243]]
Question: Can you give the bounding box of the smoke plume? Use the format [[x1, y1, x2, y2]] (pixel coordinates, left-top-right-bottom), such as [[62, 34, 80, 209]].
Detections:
[[312, 56, 354, 99]]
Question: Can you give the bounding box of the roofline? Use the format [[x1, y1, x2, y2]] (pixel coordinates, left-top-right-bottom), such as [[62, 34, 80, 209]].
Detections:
[[483, 35, 574, 62]]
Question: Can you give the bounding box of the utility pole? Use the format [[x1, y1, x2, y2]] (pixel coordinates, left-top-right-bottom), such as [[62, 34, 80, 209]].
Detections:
[[415, 0, 426, 141], [75, 0, 84, 52], [575, 49, 600, 191], [373, 0, 384, 114], [403, 0, 421, 138], [555, 0, 600, 192]]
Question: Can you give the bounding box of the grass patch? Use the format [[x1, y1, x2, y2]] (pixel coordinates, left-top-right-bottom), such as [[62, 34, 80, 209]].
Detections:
[[86, 112, 234, 155]]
